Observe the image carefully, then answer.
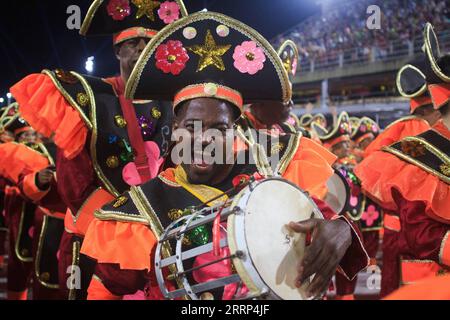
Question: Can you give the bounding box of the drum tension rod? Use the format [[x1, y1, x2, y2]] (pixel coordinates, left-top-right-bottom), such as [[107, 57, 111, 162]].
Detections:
[[166, 251, 244, 281]]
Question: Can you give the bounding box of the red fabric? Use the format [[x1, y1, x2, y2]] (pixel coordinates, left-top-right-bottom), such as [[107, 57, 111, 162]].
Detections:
[[10, 73, 88, 159], [362, 230, 379, 260], [363, 117, 429, 158], [394, 190, 449, 266], [334, 271, 357, 296], [380, 227, 400, 297]]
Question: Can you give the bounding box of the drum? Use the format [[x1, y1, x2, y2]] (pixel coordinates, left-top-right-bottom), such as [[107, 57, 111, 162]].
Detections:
[[154, 177, 324, 300], [324, 169, 350, 215]]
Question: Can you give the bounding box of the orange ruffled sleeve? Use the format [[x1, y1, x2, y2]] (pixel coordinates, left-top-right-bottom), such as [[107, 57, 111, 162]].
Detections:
[[0, 142, 49, 184], [282, 137, 337, 199], [10, 73, 88, 160], [354, 150, 450, 224], [80, 218, 158, 271], [364, 118, 430, 158]]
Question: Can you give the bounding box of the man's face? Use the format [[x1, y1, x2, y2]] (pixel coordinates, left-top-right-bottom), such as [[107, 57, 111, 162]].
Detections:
[[18, 129, 37, 144], [332, 140, 351, 159], [115, 37, 150, 81], [174, 98, 235, 185], [250, 100, 292, 127]]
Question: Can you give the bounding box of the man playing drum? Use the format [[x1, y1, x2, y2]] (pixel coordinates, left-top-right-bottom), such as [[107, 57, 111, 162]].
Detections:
[[81, 11, 369, 300]]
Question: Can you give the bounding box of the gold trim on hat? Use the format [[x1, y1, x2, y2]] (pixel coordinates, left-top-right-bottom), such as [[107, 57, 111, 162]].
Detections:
[[80, 0, 189, 36], [315, 111, 350, 141], [125, 11, 291, 103], [396, 64, 427, 98], [424, 22, 450, 83]]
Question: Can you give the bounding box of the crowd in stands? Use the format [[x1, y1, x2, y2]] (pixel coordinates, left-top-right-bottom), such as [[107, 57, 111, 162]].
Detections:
[[273, 0, 450, 69]]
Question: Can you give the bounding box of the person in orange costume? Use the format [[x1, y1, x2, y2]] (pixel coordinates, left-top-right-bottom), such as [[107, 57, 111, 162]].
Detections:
[[80, 12, 369, 300], [10, 0, 187, 299], [350, 117, 383, 268], [355, 23, 450, 298]]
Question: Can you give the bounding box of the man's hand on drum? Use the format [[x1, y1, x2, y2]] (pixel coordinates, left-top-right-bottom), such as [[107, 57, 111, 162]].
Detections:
[[288, 219, 352, 298]]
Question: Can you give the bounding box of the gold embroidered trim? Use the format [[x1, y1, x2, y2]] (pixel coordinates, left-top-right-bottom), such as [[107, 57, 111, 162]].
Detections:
[[158, 174, 181, 187], [35, 215, 60, 289], [439, 231, 450, 266], [383, 136, 450, 184], [395, 64, 427, 98], [94, 209, 150, 225], [130, 186, 184, 294], [71, 71, 120, 197], [73, 187, 102, 224], [41, 69, 93, 130], [15, 202, 33, 263], [68, 240, 81, 300], [126, 11, 290, 103], [424, 23, 450, 82], [276, 132, 301, 175]]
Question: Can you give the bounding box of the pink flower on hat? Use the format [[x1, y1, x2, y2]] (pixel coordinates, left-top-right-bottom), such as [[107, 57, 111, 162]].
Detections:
[[233, 41, 266, 75], [157, 1, 180, 24], [155, 40, 190, 75], [107, 0, 131, 21]]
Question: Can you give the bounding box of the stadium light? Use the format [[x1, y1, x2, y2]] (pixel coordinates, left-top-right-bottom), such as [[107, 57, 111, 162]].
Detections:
[[85, 56, 95, 73], [201, 8, 208, 12], [6, 93, 12, 99], [0, 97, 4, 104]]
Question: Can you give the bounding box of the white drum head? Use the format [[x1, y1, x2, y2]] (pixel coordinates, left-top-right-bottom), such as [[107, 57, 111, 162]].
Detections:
[[229, 178, 323, 300], [324, 170, 350, 215]]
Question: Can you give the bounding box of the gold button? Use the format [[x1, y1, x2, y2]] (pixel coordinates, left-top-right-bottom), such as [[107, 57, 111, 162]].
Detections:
[[76, 93, 90, 107], [151, 107, 161, 119], [106, 156, 119, 168], [113, 195, 128, 208], [40, 272, 50, 281], [114, 115, 127, 128]]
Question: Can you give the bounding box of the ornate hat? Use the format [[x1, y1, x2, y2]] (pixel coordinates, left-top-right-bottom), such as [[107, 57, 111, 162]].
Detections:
[[277, 40, 299, 87], [125, 11, 291, 117], [0, 103, 32, 137], [350, 116, 379, 145], [423, 22, 450, 110], [80, 0, 188, 45], [312, 111, 351, 149], [396, 53, 438, 113], [299, 113, 327, 128]]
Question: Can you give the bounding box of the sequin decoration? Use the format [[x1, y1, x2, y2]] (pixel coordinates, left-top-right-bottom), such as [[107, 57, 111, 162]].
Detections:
[[187, 29, 231, 72], [107, 0, 131, 21], [401, 140, 426, 158], [114, 115, 127, 128], [138, 115, 156, 137], [108, 134, 119, 144], [132, 0, 160, 21]]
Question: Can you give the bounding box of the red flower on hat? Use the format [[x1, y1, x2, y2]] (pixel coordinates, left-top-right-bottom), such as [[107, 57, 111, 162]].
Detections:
[[155, 40, 190, 75], [361, 205, 380, 227], [107, 0, 131, 21], [233, 41, 266, 75], [157, 1, 180, 24]]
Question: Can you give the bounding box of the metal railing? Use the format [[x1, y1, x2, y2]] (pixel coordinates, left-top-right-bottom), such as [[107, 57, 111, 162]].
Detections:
[[297, 30, 450, 73]]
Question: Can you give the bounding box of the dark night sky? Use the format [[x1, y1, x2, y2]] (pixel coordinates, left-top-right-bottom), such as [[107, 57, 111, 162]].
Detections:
[[0, 0, 319, 97]]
